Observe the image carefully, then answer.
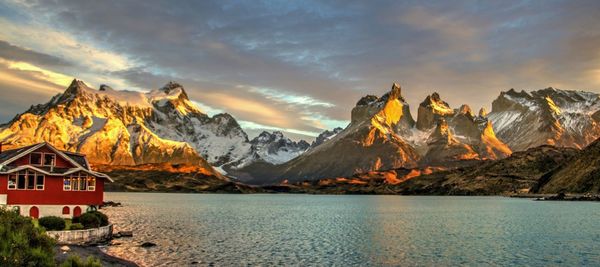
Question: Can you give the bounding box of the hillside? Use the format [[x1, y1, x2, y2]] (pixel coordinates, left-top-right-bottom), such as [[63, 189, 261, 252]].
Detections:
[[533, 139, 600, 194]]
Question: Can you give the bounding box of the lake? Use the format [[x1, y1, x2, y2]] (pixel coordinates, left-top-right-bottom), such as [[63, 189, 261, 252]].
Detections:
[[100, 193, 600, 266]]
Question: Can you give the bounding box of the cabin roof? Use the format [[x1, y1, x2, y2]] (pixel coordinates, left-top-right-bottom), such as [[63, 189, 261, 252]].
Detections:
[[0, 144, 39, 164], [0, 143, 112, 182]]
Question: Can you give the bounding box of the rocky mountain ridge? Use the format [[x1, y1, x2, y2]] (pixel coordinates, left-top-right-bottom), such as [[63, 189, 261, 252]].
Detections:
[[247, 131, 310, 164], [240, 83, 514, 184], [0, 80, 303, 171], [488, 87, 600, 151]]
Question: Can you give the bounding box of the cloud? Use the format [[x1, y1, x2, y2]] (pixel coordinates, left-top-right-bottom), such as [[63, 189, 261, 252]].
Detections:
[[1, 0, 600, 141], [0, 17, 134, 72], [0, 40, 72, 67]]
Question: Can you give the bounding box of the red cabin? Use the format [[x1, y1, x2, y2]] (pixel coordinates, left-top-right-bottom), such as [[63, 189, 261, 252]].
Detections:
[[0, 143, 112, 219]]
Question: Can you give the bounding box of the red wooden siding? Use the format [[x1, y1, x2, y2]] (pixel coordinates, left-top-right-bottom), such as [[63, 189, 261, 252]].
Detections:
[[0, 174, 105, 205], [10, 146, 75, 168]]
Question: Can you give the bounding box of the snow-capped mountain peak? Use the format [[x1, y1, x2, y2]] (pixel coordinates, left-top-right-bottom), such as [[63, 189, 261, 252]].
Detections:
[[0, 80, 303, 171], [247, 131, 309, 165], [489, 87, 600, 150]]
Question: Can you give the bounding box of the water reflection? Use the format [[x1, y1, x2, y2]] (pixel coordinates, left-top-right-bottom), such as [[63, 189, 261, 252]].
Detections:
[[101, 193, 600, 267]]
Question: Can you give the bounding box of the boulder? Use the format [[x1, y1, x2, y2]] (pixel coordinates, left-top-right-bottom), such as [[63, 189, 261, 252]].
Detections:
[[140, 242, 157, 248]]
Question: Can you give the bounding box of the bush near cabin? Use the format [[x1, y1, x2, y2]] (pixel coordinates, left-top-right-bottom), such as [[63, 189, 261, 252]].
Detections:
[[73, 211, 109, 229], [39, 216, 67, 231], [0, 208, 55, 266]]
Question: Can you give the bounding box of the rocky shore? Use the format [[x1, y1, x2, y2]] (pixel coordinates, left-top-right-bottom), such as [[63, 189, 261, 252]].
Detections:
[[54, 245, 138, 267]]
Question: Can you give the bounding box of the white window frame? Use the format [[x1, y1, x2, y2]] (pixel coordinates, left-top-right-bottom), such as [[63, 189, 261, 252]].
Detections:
[[8, 170, 44, 191], [35, 174, 45, 190], [63, 172, 97, 191], [43, 153, 56, 167], [87, 177, 96, 191], [63, 177, 71, 191], [16, 171, 26, 190], [28, 152, 57, 167], [7, 174, 17, 190]]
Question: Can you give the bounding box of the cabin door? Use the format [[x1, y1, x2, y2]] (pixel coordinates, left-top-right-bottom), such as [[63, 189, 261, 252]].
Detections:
[[29, 206, 39, 219], [73, 206, 82, 217]]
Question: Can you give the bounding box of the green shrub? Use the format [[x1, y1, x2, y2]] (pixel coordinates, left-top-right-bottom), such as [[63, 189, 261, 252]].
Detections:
[[38, 216, 66, 231], [60, 255, 102, 267], [0, 208, 55, 266], [73, 211, 109, 229], [87, 211, 109, 227], [69, 223, 84, 230], [76, 213, 100, 229]]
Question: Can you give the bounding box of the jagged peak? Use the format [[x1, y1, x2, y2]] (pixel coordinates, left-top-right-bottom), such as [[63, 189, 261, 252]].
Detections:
[[420, 92, 454, 115], [478, 107, 487, 117], [64, 79, 88, 95], [355, 82, 406, 107], [257, 131, 284, 139], [355, 95, 378, 106], [421, 92, 446, 106], [159, 81, 189, 99], [502, 88, 531, 99], [389, 82, 402, 100], [212, 112, 236, 122], [428, 118, 454, 144], [458, 104, 474, 117]]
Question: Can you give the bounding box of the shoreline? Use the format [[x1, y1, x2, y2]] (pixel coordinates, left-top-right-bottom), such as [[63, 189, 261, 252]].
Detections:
[[105, 190, 600, 201], [55, 245, 138, 267]]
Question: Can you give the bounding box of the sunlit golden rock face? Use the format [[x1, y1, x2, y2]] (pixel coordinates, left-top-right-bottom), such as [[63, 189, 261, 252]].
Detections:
[[239, 83, 515, 185], [0, 79, 219, 173], [414, 93, 512, 166], [416, 92, 455, 131], [263, 83, 421, 183]]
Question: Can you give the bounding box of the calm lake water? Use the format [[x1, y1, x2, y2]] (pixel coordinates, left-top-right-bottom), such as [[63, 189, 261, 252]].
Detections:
[[100, 193, 599, 266]]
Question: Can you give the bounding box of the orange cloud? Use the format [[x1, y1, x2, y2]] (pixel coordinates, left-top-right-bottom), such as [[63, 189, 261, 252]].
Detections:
[[202, 92, 294, 128]]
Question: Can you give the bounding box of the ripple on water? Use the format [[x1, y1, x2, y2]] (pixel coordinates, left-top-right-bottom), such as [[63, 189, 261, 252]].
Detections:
[[101, 194, 600, 267]]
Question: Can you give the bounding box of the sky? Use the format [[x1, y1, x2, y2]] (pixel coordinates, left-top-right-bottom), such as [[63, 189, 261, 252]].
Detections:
[[0, 0, 599, 141]]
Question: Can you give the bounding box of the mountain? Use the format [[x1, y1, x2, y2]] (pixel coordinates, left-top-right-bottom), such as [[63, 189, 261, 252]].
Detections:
[[488, 87, 600, 151], [98, 163, 266, 193], [247, 131, 310, 164], [533, 138, 600, 194], [241, 83, 511, 184], [397, 145, 578, 195], [310, 127, 343, 149], [264, 83, 421, 183], [276, 144, 578, 195], [0, 79, 302, 170], [414, 94, 512, 166]]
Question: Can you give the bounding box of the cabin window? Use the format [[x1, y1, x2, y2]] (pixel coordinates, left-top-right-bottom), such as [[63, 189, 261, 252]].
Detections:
[[63, 178, 71, 191], [17, 172, 26, 189], [8, 175, 17, 189], [78, 173, 86, 190], [36, 175, 44, 190], [87, 178, 96, 191], [9, 170, 44, 190], [63, 172, 97, 191], [43, 154, 56, 167], [30, 153, 43, 165], [26, 172, 35, 190], [72, 177, 79, 191]]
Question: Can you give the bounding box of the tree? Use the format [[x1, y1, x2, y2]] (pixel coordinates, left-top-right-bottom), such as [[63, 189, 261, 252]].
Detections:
[[0, 208, 56, 266]]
